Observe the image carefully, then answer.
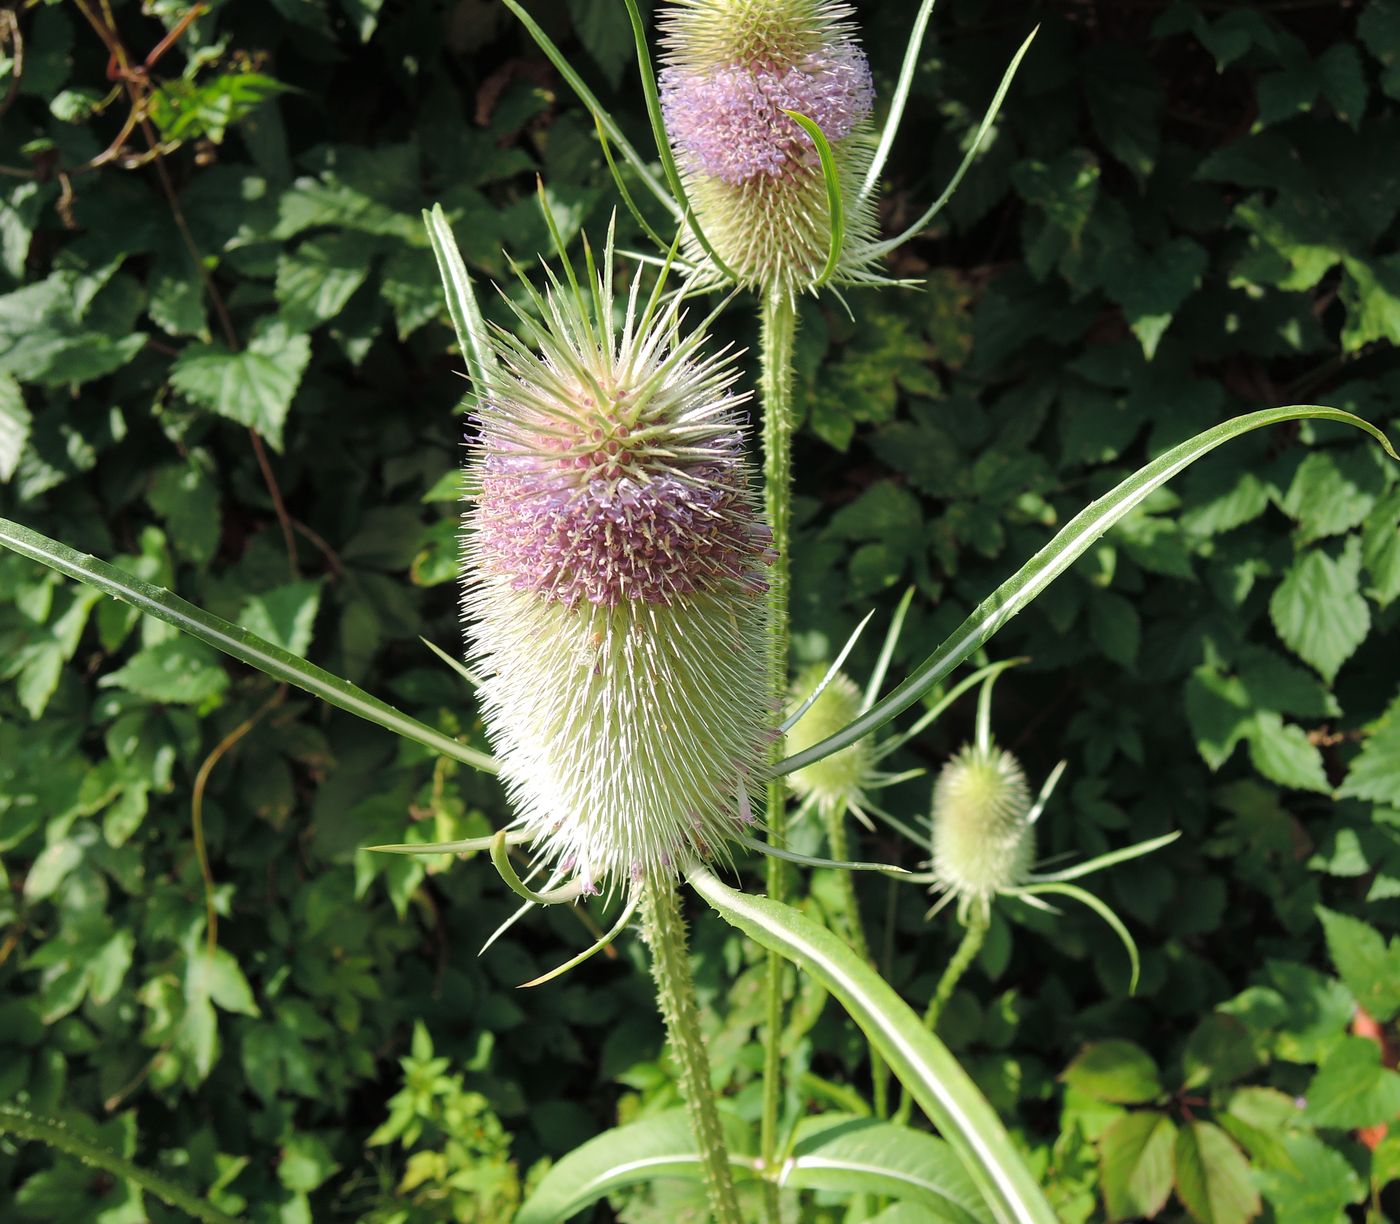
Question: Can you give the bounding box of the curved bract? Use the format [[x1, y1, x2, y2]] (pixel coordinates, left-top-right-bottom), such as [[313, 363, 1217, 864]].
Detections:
[[687, 862, 1058, 1224], [776, 406, 1397, 775]]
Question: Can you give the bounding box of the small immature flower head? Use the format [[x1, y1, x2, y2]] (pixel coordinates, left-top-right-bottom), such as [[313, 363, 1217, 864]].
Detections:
[[930, 743, 1034, 915], [785, 664, 870, 813], [463, 246, 774, 889], [659, 0, 880, 295]]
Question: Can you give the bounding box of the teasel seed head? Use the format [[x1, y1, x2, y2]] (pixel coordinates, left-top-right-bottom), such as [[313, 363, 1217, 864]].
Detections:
[[658, 0, 881, 296], [930, 743, 1034, 915], [463, 243, 775, 890], [785, 664, 870, 813]]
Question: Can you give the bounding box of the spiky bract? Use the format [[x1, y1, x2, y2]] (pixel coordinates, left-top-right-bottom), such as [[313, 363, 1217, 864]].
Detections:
[[658, 0, 881, 296], [785, 665, 870, 813], [463, 249, 774, 890], [930, 744, 1034, 913]]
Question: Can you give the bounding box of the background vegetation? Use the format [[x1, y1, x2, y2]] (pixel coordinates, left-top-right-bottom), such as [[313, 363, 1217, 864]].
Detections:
[[1, 0, 1397, 1219]]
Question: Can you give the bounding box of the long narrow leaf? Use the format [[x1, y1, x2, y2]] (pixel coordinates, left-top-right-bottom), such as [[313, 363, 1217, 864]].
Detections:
[[776, 406, 1396, 774], [0, 1106, 238, 1224], [500, 0, 677, 217], [618, 0, 739, 282], [424, 203, 496, 390], [516, 1108, 758, 1224], [687, 864, 1057, 1224], [859, 0, 939, 203], [870, 27, 1036, 257], [0, 516, 498, 775], [784, 1116, 991, 1224]]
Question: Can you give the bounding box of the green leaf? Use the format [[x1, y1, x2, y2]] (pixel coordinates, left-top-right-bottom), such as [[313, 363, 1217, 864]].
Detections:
[[148, 461, 220, 566], [98, 639, 230, 706], [1173, 1120, 1260, 1224], [1280, 449, 1384, 541], [1340, 254, 1400, 351], [187, 947, 261, 1018], [1256, 1132, 1365, 1224], [1338, 692, 1400, 808], [569, 0, 634, 87], [1245, 712, 1329, 794], [515, 1108, 757, 1224], [1060, 1041, 1162, 1105], [423, 203, 496, 390], [778, 406, 1397, 776], [1182, 1014, 1264, 1091], [0, 373, 30, 482], [238, 580, 323, 657], [1268, 541, 1370, 683], [276, 233, 373, 331], [0, 515, 497, 774], [1363, 486, 1400, 605], [147, 72, 288, 144], [784, 1117, 991, 1222], [169, 319, 312, 450], [1317, 906, 1400, 1023], [1098, 1111, 1175, 1222], [1303, 1036, 1400, 1129], [687, 865, 1057, 1224]]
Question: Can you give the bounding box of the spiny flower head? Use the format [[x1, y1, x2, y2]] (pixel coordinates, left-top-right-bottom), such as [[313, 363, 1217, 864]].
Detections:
[[785, 664, 871, 813], [930, 742, 1034, 919], [659, 0, 881, 295], [463, 243, 775, 890]]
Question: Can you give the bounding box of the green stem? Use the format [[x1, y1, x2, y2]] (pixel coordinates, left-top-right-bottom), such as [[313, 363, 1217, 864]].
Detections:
[[639, 877, 742, 1224], [821, 803, 889, 1117], [895, 909, 988, 1125], [759, 287, 797, 1217], [0, 1106, 239, 1224]]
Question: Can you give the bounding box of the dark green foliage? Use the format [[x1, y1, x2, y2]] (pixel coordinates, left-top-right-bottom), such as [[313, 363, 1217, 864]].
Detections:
[[0, 0, 1397, 1220]]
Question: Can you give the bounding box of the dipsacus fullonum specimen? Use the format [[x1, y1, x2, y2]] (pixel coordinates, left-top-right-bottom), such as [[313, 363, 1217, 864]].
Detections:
[[659, 0, 880, 294], [462, 247, 775, 892]]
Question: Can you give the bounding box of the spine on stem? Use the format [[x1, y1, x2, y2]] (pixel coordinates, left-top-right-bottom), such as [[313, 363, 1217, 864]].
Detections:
[[640, 877, 743, 1224]]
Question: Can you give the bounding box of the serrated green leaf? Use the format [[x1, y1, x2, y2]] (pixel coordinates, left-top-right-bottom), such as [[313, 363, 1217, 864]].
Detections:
[[1245, 712, 1330, 793], [0, 374, 31, 482], [1099, 1111, 1175, 1222], [1182, 1014, 1264, 1091], [1341, 254, 1400, 351], [1363, 485, 1400, 605], [1338, 692, 1400, 807], [170, 320, 312, 450], [238, 581, 323, 657], [148, 461, 220, 566], [1303, 1036, 1400, 1128], [1256, 1131, 1365, 1224], [97, 639, 229, 705], [1061, 1041, 1162, 1105], [187, 946, 260, 1018], [148, 72, 288, 144], [1174, 1120, 1260, 1224], [1281, 449, 1384, 541], [1268, 542, 1370, 682], [1317, 906, 1400, 1023], [276, 233, 373, 331]]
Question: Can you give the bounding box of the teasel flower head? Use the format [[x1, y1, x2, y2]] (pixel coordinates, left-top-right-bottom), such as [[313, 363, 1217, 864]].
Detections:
[[929, 742, 1034, 922], [462, 240, 775, 892], [658, 0, 882, 296], [785, 664, 871, 815]]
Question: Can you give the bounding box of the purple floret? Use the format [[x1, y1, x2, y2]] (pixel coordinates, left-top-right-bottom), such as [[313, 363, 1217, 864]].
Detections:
[[660, 42, 873, 185]]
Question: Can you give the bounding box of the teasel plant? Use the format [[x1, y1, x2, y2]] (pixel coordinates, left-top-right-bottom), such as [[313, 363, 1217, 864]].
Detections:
[[877, 664, 1182, 1124], [0, 31, 1396, 1224], [499, 0, 1042, 1184]]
